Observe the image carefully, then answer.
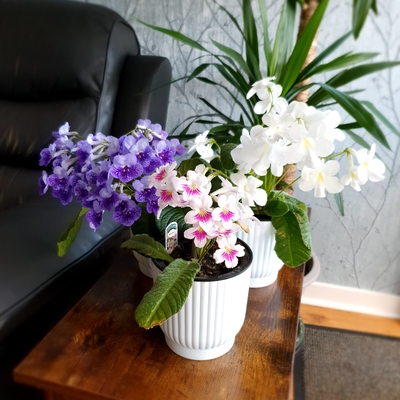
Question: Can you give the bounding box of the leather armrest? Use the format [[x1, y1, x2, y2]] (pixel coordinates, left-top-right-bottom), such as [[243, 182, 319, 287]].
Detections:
[[111, 55, 172, 135]]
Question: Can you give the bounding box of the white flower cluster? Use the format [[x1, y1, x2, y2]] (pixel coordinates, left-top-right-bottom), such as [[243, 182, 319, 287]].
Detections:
[[192, 78, 386, 199]]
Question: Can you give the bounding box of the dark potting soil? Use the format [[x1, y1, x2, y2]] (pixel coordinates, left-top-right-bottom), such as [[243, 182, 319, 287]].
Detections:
[[168, 239, 250, 279]]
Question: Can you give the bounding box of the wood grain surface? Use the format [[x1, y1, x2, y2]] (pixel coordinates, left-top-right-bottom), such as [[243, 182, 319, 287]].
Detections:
[[14, 249, 304, 400]]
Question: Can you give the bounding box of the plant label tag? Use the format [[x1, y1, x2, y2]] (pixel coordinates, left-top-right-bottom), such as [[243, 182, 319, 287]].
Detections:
[[165, 222, 178, 254]]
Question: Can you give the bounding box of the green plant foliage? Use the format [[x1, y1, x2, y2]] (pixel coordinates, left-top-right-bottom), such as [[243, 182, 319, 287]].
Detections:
[[57, 207, 88, 257], [135, 259, 201, 329], [155, 206, 190, 236], [121, 234, 174, 263], [270, 193, 312, 267]]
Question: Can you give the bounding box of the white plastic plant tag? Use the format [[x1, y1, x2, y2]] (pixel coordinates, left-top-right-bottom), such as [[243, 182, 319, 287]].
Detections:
[[165, 222, 178, 254]]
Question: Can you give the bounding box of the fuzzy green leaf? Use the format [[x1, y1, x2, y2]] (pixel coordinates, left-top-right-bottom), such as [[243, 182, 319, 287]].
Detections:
[[121, 234, 174, 263], [177, 158, 207, 176], [156, 206, 190, 236], [57, 207, 88, 257], [220, 143, 237, 170], [265, 199, 289, 217], [270, 193, 311, 267], [135, 259, 201, 329]]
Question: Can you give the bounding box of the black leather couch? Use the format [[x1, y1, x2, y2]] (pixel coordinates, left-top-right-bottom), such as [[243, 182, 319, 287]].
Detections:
[[0, 1, 171, 398]]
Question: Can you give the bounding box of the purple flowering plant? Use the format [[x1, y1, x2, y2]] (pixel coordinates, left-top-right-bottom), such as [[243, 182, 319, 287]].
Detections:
[[39, 120, 254, 329], [39, 119, 186, 255]]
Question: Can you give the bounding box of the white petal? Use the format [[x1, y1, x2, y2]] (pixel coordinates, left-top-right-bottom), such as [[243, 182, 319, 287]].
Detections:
[[322, 160, 340, 176], [324, 177, 344, 194]]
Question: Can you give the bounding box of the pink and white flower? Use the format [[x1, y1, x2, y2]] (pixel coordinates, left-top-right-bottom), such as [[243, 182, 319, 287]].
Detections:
[[185, 195, 214, 228], [184, 223, 212, 248], [213, 235, 245, 269], [212, 194, 240, 227]]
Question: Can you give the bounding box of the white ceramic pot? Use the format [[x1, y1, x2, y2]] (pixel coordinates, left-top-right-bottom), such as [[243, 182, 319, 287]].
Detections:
[[153, 239, 252, 361], [133, 250, 154, 278], [236, 218, 283, 288]]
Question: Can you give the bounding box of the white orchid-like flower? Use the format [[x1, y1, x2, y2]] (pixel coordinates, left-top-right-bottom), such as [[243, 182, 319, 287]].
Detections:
[[299, 158, 344, 198], [352, 144, 385, 183], [231, 128, 261, 174], [188, 130, 216, 162], [230, 172, 267, 207], [284, 123, 334, 166], [246, 77, 285, 115], [340, 166, 364, 192]]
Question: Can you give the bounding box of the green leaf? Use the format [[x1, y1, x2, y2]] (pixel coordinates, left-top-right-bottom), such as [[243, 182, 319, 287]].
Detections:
[[264, 199, 289, 217], [362, 101, 400, 138], [156, 206, 190, 235], [257, 0, 271, 67], [220, 143, 237, 170], [334, 193, 345, 217], [338, 122, 361, 130], [296, 32, 352, 83], [269, 193, 312, 267], [57, 207, 88, 257], [242, 0, 260, 80], [130, 203, 159, 238], [211, 39, 254, 80], [270, 0, 297, 79], [198, 97, 234, 123], [308, 61, 400, 106], [177, 158, 208, 176], [135, 259, 201, 329], [318, 83, 390, 149], [279, 0, 329, 94], [187, 63, 211, 82], [352, 0, 374, 39], [345, 129, 371, 149], [121, 234, 174, 263], [137, 19, 209, 53], [302, 52, 378, 80]]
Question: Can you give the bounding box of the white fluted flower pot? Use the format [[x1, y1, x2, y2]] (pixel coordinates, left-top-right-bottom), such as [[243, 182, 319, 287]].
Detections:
[[133, 250, 154, 278], [236, 218, 283, 288], [152, 239, 252, 361]]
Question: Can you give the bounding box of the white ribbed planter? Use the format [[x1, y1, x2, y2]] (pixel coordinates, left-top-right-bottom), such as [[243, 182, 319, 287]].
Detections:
[[152, 240, 252, 360], [236, 218, 283, 288], [133, 250, 154, 278]]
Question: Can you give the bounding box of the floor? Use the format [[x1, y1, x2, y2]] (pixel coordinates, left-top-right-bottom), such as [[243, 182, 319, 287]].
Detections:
[[289, 304, 400, 400], [300, 304, 400, 338]]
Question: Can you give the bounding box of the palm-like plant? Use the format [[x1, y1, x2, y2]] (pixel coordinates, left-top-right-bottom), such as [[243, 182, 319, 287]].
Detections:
[[139, 0, 399, 151], [135, 0, 399, 268]]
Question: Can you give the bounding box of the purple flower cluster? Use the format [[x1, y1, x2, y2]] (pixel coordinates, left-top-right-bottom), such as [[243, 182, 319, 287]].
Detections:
[[39, 120, 186, 230]]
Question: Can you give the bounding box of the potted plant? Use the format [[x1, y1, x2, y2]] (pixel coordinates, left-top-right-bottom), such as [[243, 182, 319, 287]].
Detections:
[[137, 0, 398, 287], [38, 120, 257, 360]]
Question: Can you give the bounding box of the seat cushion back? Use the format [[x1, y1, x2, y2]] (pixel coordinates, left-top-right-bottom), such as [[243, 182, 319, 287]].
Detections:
[[0, 0, 139, 169]]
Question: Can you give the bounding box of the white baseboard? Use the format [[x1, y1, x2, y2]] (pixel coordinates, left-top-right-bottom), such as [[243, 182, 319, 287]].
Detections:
[[302, 282, 400, 320]]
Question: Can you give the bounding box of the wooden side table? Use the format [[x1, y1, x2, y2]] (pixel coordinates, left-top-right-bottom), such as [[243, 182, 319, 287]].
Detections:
[[14, 249, 304, 400]]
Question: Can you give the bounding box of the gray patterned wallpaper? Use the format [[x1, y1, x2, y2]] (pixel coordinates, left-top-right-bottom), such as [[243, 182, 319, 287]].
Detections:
[[86, 0, 400, 295]]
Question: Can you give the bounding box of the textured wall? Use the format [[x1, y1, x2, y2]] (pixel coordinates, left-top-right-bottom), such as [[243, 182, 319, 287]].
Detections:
[[86, 0, 400, 295]]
